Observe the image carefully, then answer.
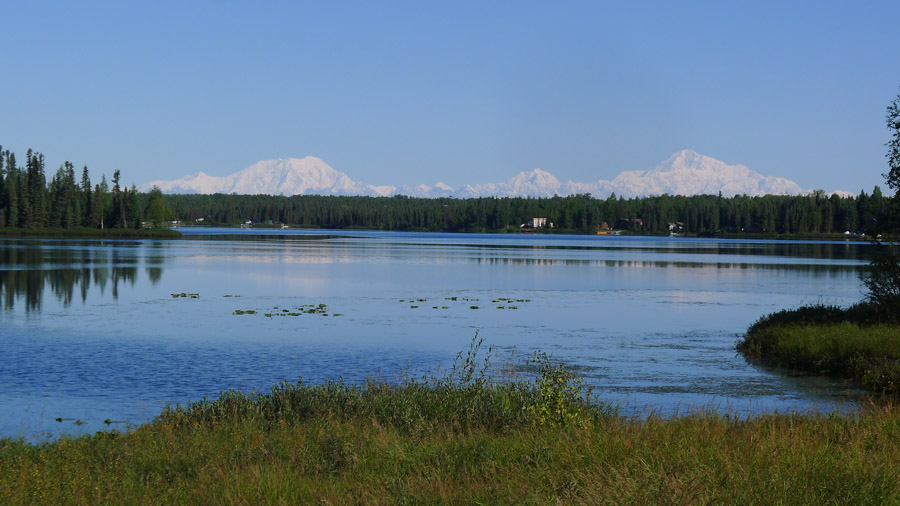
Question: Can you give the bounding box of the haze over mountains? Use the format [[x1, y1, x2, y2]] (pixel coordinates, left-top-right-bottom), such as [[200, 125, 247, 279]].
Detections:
[[142, 150, 814, 199]]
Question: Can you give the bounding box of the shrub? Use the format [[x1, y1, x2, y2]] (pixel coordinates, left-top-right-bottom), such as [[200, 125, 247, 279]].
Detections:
[[862, 248, 900, 308]]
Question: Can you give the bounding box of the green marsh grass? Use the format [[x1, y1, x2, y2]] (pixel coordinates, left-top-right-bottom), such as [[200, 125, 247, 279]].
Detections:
[[738, 302, 900, 392], [741, 321, 900, 392]]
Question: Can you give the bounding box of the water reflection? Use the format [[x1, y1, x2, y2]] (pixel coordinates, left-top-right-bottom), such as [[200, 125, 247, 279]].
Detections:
[[191, 230, 878, 259], [0, 240, 165, 311], [0, 232, 877, 439], [474, 257, 863, 273], [0, 234, 869, 311]]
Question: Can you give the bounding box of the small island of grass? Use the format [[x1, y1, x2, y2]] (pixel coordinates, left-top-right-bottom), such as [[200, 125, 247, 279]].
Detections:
[[737, 249, 900, 393]]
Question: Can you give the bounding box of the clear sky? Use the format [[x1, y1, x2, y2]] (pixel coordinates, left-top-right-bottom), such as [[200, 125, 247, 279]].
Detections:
[[2, 1, 899, 193]]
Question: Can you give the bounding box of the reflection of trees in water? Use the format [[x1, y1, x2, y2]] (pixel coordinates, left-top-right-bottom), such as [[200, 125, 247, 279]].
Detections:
[[420, 241, 875, 262], [473, 256, 864, 275], [0, 243, 163, 311]]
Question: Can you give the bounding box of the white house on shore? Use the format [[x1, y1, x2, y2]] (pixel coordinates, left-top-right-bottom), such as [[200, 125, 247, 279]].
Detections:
[[522, 217, 550, 228]]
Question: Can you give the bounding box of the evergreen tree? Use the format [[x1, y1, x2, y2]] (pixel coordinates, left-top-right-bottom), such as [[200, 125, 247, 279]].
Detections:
[[81, 165, 93, 227], [126, 184, 141, 229], [0, 147, 5, 227], [886, 87, 900, 193], [90, 183, 103, 228], [145, 186, 170, 225], [111, 170, 126, 228], [63, 161, 78, 229], [98, 174, 111, 229], [4, 151, 18, 227]]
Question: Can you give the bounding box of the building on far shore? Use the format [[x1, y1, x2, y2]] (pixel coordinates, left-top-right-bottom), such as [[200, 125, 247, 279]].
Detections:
[[597, 221, 621, 235], [667, 222, 685, 234], [521, 217, 552, 229]]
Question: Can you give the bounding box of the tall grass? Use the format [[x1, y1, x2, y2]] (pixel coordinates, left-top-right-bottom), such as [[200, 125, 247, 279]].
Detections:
[[157, 336, 599, 434], [738, 303, 900, 392]]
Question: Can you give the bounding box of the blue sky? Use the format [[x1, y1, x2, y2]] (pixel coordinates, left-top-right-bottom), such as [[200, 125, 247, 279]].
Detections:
[[2, 1, 899, 193]]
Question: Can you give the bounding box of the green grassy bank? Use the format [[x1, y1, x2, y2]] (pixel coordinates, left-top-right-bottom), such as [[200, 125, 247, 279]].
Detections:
[[738, 302, 900, 393], [2, 345, 900, 504], [0, 227, 182, 239]]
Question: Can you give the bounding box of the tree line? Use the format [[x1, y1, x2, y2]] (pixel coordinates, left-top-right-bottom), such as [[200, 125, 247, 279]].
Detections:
[[163, 188, 894, 236], [0, 146, 170, 230], [2, 143, 894, 236]]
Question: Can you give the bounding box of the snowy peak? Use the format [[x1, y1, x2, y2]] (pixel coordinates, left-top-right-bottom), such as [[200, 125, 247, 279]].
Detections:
[[641, 149, 754, 180], [457, 168, 562, 198], [226, 157, 365, 195], [143, 157, 382, 196], [603, 149, 803, 198], [143, 150, 810, 199]]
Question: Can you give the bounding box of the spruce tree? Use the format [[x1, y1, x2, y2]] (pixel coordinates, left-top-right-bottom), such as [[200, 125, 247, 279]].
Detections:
[[112, 170, 125, 228], [126, 184, 141, 228], [886, 87, 900, 193], [5, 152, 18, 227], [0, 146, 5, 227]]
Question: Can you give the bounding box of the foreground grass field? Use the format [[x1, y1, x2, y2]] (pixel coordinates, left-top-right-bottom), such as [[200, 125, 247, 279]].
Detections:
[[2, 342, 900, 505]]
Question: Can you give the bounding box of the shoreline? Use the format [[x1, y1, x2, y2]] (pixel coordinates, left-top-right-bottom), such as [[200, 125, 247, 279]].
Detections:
[[173, 224, 878, 242]]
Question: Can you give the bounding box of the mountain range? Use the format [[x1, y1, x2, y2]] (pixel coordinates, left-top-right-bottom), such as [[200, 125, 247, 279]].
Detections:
[[141, 150, 811, 199]]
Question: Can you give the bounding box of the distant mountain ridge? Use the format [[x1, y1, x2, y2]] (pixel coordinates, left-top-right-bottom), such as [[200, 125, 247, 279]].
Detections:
[[142, 150, 813, 198]]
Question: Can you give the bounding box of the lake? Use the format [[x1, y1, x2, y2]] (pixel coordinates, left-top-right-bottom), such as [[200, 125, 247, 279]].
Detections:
[[0, 229, 875, 440]]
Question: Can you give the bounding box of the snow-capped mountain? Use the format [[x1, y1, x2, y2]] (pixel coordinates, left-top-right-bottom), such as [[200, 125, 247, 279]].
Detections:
[[455, 169, 562, 198], [143, 150, 811, 199], [573, 150, 804, 198], [142, 157, 383, 196], [393, 182, 455, 198]]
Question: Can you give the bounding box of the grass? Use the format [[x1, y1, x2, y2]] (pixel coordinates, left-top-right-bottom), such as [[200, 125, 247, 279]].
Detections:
[[738, 302, 900, 393], [4, 338, 900, 504]]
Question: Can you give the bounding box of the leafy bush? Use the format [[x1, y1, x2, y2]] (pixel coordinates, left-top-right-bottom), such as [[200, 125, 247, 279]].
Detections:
[[862, 249, 900, 308], [527, 351, 592, 428]]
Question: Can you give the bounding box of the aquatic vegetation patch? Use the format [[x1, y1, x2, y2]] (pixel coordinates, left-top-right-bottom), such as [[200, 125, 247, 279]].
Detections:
[[171, 293, 199, 299], [233, 302, 337, 319], [403, 294, 532, 311]]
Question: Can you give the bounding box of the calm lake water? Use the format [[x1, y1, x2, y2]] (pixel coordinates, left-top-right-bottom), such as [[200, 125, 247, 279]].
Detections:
[[0, 228, 876, 439]]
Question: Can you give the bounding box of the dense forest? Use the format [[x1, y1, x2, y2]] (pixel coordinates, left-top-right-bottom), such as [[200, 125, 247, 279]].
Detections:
[[1, 144, 895, 236], [163, 189, 894, 236], [0, 146, 169, 231]]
